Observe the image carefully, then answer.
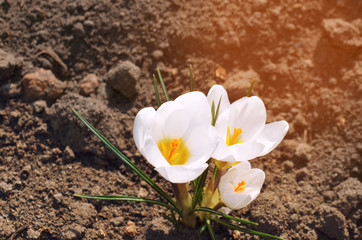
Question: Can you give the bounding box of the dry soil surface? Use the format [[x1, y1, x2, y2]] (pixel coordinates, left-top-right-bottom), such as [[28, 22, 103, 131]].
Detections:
[[0, 0, 361, 239]]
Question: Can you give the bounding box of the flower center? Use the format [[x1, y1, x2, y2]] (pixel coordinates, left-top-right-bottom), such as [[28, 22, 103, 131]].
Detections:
[[226, 126, 244, 146], [234, 181, 246, 193], [157, 138, 190, 165]]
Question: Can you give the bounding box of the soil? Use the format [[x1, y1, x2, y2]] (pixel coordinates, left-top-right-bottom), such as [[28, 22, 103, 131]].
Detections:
[[1, 0, 361, 239]]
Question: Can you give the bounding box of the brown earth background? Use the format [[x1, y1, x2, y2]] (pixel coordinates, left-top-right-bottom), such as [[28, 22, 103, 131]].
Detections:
[[0, 0, 361, 239]]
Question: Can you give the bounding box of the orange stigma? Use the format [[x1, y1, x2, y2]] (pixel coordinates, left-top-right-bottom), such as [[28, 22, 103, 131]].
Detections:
[[168, 138, 181, 160], [234, 181, 246, 193], [226, 127, 244, 146]]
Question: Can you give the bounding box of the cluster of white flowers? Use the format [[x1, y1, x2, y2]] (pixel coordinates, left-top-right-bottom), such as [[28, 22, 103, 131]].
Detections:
[[134, 85, 288, 212]]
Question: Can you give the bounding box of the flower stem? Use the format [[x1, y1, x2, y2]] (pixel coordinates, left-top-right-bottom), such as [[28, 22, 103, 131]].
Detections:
[[200, 166, 227, 221], [172, 183, 196, 229]]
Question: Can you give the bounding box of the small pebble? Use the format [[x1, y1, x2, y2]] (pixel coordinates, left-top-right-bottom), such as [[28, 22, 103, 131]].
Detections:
[[282, 160, 294, 172], [110, 216, 124, 227], [27, 228, 41, 239], [79, 74, 98, 96], [124, 221, 137, 237], [22, 68, 66, 102], [63, 146, 75, 161], [151, 50, 163, 60], [32, 100, 47, 113], [72, 22, 85, 38], [296, 168, 308, 182], [53, 193, 63, 204], [62, 224, 85, 240], [106, 60, 140, 98]]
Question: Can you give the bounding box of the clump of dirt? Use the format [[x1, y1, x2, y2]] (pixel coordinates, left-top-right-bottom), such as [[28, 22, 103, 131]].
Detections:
[[0, 0, 361, 239]]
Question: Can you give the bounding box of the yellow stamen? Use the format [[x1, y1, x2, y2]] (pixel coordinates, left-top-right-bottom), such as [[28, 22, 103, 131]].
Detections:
[[157, 137, 190, 165], [226, 126, 244, 146], [234, 181, 246, 193]]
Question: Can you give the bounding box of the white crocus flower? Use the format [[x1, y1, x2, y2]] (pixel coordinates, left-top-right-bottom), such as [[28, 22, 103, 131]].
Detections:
[[219, 161, 265, 210], [207, 85, 289, 164], [133, 91, 217, 183]]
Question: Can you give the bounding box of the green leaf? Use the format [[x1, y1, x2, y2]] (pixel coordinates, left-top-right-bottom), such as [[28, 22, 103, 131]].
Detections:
[[153, 74, 161, 107], [191, 207, 258, 226], [157, 68, 170, 101], [189, 64, 194, 92], [72, 109, 179, 213], [213, 218, 284, 240], [206, 219, 216, 240], [74, 194, 177, 212], [247, 78, 256, 97]]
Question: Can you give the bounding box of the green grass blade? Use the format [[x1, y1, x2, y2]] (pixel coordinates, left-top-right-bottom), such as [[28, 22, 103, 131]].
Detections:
[[192, 167, 209, 208], [153, 74, 161, 107], [206, 219, 216, 240], [72, 109, 179, 212], [199, 222, 207, 234], [162, 213, 177, 226], [212, 165, 218, 181], [157, 68, 170, 101], [247, 78, 256, 97], [215, 96, 222, 123], [213, 218, 284, 240], [189, 64, 194, 92], [191, 207, 258, 226], [74, 194, 177, 212], [211, 96, 222, 126], [211, 100, 215, 125]]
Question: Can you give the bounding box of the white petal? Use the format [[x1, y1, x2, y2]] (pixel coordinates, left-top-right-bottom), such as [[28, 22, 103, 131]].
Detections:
[[133, 107, 156, 154], [228, 96, 266, 142], [151, 101, 190, 142], [143, 134, 169, 168], [214, 109, 229, 141], [212, 138, 234, 162], [240, 169, 265, 189], [219, 162, 265, 210], [229, 142, 264, 161], [155, 163, 208, 183], [220, 161, 251, 186], [207, 85, 230, 115], [184, 125, 218, 165], [175, 91, 212, 126], [226, 192, 252, 210], [218, 207, 232, 215], [257, 120, 289, 156]]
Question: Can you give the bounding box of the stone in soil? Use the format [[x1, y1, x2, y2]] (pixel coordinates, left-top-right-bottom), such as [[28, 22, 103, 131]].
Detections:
[[322, 18, 362, 50], [332, 178, 362, 215], [314, 205, 349, 240], [70, 202, 97, 227], [124, 220, 137, 238], [105, 60, 140, 98], [22, 68, 66, 102], [110, 216, 124, 227], [46, 92, 106, 154], [62, 224, 85, 240], [79, 73, 98, 96], [0, 49, 17, 82], [63, 146, 75, 161]]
